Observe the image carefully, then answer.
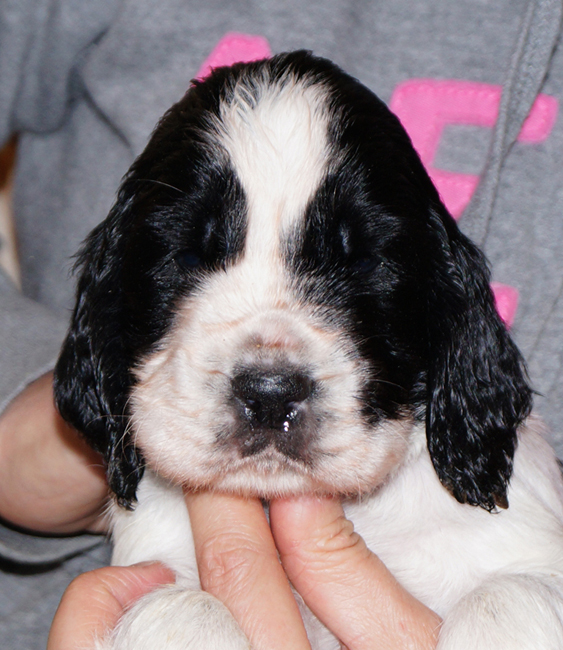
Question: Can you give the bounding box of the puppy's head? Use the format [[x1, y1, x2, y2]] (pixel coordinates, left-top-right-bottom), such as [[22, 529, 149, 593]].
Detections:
[[54, 51, 532, 511]]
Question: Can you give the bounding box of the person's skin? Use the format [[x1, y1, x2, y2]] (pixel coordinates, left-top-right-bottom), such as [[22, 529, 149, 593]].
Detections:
[[0, 372, 108, 534], [1, 373, 441, 648], [47, 562, 176, 650]]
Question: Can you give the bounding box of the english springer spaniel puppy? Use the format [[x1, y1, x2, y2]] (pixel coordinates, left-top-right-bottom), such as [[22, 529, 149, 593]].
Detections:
[[54, 51, 563, 649]]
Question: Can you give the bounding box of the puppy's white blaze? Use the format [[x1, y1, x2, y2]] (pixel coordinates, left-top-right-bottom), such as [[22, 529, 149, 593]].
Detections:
[[214, 73, 331, 264]]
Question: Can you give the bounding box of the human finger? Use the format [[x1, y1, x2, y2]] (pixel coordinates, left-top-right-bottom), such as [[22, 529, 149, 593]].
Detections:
[[185, 490, 311, 650], [270, 496, 441, 650], [47, 562, 175, 650]]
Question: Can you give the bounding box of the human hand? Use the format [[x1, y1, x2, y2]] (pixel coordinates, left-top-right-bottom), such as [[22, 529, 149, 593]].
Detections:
[[185, 491, 441, 650], [49, 493, 440, 650], [0, 372, 109, 533], [47, 562, 175, 650]]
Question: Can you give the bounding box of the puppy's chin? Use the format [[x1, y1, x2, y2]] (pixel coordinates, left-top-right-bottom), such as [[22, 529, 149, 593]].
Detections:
[[139, 418, 418, 500], [182, 451, 336, 499]]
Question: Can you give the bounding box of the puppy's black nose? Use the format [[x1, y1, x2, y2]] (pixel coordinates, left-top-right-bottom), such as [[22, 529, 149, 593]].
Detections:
[[231, 369, 313, 430]]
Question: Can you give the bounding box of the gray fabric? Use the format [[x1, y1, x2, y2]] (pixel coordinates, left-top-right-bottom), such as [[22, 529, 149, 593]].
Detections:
[[458, 0, 563, 454], [0, 0, 124, 411], [0, 518, 105, 567], [0, 269, 67, 414], [0, 541, 112, 650], [0, 0, 562, 647], [463, 0, 563, 245]]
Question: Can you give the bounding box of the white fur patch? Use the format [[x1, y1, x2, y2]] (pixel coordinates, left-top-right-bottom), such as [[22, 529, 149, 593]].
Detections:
[[212, 70, 331, 265]]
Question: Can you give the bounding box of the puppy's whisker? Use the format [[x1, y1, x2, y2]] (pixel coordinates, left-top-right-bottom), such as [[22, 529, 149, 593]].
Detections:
[[369, 377, 409, 391], [136, 178, 188, 196]]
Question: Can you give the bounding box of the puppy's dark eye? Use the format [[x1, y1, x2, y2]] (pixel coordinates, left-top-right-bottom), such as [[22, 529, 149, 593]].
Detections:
[[352, 255, 381, 274], [175, 250, 202, 270]]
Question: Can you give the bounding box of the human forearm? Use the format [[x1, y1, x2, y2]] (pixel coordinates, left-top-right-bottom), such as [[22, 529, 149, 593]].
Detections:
[[0, 372, 108, 534]]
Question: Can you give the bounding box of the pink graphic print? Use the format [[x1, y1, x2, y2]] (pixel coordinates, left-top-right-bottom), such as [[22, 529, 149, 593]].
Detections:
[[490, 282, 520, 329], [196, 33, 272, 80], [390, 79, 558, 327], [389, 80, 557, 220]]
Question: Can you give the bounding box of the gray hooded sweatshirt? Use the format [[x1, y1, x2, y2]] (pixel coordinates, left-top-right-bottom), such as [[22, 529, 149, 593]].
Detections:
[[0, 0, 562, 647]]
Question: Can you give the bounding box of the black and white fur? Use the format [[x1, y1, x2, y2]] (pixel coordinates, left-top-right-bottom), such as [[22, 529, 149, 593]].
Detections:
[[54, 52, 563, 649]]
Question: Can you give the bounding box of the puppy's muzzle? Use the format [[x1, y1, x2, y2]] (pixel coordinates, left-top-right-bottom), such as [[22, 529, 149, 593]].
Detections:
[[231, 368, 316, 460]]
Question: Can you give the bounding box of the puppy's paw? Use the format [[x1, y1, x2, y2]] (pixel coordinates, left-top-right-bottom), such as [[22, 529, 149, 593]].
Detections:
[[96, 585, 250, 650], [437, 573, 563, 650]]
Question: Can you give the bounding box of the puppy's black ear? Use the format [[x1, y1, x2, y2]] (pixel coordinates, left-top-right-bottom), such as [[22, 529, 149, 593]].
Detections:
[[54, 191, 143, 509], [425, 207, 532, 511]]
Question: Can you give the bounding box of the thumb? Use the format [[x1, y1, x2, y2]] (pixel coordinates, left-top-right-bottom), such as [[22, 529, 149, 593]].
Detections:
[[48, 562, 175, 650], [270, 496, 441, 650]]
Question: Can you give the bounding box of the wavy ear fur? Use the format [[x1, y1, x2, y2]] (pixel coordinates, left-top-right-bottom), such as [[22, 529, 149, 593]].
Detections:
[[54, 190, 143, 508], [425, 207, 533, 511]]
